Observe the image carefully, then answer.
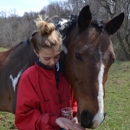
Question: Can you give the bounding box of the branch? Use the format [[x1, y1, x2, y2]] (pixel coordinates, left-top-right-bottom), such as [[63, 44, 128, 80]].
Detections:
[[96, 0, 115, 15]]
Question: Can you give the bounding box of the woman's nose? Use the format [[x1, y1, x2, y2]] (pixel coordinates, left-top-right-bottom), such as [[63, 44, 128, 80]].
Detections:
[[50, 59, 55, 65]]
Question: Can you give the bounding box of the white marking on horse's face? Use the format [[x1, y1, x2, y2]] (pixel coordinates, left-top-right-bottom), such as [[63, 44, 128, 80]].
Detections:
[[92, 49, 105, 127], [9, 70, 22, 92]]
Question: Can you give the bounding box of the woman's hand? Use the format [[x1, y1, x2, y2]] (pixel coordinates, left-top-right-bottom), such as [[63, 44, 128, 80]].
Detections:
[[55, 117, 85, 130], [71, 117, 78, 123]]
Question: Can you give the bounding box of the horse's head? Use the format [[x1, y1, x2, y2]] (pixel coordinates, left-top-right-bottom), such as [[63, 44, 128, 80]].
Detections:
[[64, 5, 124, 129]]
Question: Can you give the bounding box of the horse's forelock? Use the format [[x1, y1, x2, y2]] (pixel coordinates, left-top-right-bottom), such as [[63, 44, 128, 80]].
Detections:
[[91, 20, 104, 32]]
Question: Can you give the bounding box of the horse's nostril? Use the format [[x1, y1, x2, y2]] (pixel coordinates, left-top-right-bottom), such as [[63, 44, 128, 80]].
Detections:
[[81, 110, 93, 128], [104, 113, 106, 117]]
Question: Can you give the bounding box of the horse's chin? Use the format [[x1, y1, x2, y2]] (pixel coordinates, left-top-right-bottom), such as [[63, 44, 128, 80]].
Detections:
[[81, 121, 98, 129], [80, 119, 102, 129], [91, 120, 99, 129]]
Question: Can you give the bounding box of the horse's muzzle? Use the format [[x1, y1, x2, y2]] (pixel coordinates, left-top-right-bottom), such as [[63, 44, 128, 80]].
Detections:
[[80, 110, 106, 129], [81, 110, 93, 128]]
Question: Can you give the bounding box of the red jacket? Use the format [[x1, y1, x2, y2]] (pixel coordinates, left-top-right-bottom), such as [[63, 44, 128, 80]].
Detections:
[[15, 62, 77, 130]]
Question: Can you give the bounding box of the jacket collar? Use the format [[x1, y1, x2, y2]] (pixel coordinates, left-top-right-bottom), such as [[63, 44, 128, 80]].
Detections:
[[36, 58, 59, 71]]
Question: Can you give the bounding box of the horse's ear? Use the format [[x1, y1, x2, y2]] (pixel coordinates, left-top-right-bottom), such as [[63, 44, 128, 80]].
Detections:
[[105, 13, 125, 35], [78, 5, 92, 29]]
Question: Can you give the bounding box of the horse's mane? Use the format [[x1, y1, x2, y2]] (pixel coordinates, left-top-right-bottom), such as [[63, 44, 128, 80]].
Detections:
[[55, 14, 77, 37], [13, 39, 30, 49], [91, 20, 104, 32], [55, 14, 105, 36], [0, 39, 33, 72]]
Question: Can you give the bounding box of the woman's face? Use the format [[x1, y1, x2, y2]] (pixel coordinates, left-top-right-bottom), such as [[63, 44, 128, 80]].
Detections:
[[34, 48, 60, 68]]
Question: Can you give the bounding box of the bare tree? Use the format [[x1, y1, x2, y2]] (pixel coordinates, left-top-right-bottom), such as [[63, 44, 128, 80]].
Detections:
[[0, 0, 129, 60], [8, 9, 18, 17], [0, 10, 7, 18], [95, 0, 130, 60]]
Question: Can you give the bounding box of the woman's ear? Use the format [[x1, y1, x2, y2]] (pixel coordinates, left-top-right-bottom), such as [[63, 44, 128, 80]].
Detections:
[[34, 50, 39, 57]]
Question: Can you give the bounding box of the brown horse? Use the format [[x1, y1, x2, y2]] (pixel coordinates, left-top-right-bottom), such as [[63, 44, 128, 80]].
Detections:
[[0, 5, 124, 129]]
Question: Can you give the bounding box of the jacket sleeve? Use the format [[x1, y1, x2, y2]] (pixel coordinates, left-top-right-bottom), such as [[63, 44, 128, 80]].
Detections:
[[70, 88, 77, 117], [15, 74, 58, 130]]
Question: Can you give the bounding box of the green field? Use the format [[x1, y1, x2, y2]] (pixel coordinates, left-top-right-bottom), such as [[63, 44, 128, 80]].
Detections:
[[0, 47, 8, 52], [0, 61, 130, 130]]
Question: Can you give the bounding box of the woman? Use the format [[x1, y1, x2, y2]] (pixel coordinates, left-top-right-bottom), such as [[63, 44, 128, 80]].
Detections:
[[15, 15, 84, 130]]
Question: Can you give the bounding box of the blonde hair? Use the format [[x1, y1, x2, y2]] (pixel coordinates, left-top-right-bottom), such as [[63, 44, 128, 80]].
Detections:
[[30, 15, 62, 53]]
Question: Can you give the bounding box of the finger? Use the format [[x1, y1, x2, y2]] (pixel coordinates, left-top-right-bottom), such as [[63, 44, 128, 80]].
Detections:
[[71, 117, 78, 123], [65, 127, 69, 130], [71, 118, 76, 122], [73, 124, 85, 130]]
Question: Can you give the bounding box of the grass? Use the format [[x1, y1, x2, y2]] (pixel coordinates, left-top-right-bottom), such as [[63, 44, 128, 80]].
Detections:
[[0, 113, 16, 130], [0, 47, 8, 52], [97, 61, 130, 130], [0, 61, 130, 130]]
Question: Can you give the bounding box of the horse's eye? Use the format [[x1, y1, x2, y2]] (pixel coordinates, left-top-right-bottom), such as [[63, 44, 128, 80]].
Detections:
[[75, 52, 83, 61]]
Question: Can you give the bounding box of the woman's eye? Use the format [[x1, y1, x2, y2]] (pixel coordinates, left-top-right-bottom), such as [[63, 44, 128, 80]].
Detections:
[[55, 55, 60, 59], [44, 58, 50, 61], [55, 56, 59, 59]]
